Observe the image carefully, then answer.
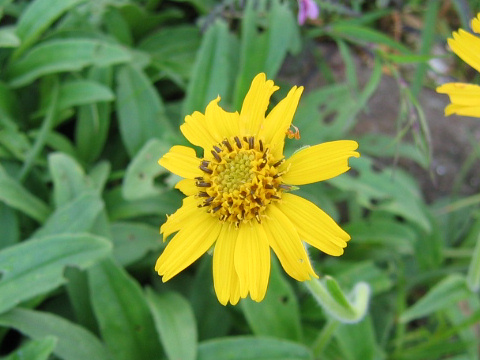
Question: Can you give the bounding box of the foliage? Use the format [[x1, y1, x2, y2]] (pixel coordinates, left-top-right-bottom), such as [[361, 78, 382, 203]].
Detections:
[[0, 0, 479, 359]]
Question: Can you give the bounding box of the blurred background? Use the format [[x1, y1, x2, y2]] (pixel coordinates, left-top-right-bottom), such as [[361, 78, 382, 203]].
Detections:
[[0, 0, 480, 359]]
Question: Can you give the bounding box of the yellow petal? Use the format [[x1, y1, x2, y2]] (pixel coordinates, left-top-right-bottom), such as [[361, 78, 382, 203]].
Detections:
[[436, 83, 480, 118], [260, 85, 304, 158], [234, 221, 270, 302], [205, 96, 240, 143], [279, 193, 350, 256], [445, 103, 480, 117], [158, 145, 201, 179], [156, 211, 221, 281], [448, 29, 480, 73], [240, 73, 279, 136], [213, 224, 241, 306], [263, 205, 318, 281], [180, 111, 218, 151], [175, 179, 197, 196], [160, 196, 198, 240], [280, 140, 360, 185], [471, 13, 480, 34]]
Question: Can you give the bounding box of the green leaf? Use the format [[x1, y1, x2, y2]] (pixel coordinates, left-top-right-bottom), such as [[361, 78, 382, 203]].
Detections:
[[467, 229, 480, 292], [7, 39, 131, 88], [75, 66, 113, 164], [33, 191, 104, 238], [197, 337, 313, 360], [305, 277, 371, 324], [115, 64, 169, 157], [122, 139, 170, 200], [49, 153, 92, 207], [105, 187, 182, 221], [0, 164, 51, 223], [0, 336, 57, 360], [241, 259, 302, 341], [0, 308, 112, 360], [88, 258, 162, 360], [35, 80, 114, 118], [330, 156, 432, 233], [0, 26, 20, 48], [400, 275, 470, 323], [146, 290, 197, 360], [331, 23, 411, 54], [12, 0, 86, 58], [0, 202, 19, 251], [0, 234, 111, 314], [345, 217, 417, 254], [334, 316, 384, 360], [138, 25, 201, 81], [110, 222, 163, 266], [183, 20, 237, 116]]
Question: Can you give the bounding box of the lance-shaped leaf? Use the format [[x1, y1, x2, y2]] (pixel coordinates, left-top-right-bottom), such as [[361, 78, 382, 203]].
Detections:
[[400, 274, 470, 323], [7, 39, 131, 87], [0, 164, 51, 223], [146, 289, 197, 360], [467, 230, 480, 292], [0, 308, 112, 360], [0, 234, 111, 314], [0, 336, 57, 360], [241, 259, 302, 341], [305, 276, 371, 324], [88, 258, 162, 360], [122, 139, 170, 200], [197, 337, 313, 360]]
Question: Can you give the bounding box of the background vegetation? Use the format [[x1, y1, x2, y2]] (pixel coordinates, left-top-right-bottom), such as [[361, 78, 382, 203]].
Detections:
[[0, 0, 480, 359]]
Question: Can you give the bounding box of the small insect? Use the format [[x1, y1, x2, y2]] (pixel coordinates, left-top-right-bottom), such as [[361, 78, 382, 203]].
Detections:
[[286, 124, 301, 140]]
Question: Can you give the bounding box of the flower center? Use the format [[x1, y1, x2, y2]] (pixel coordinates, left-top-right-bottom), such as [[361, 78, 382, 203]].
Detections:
[[195, 136, 288, 225]]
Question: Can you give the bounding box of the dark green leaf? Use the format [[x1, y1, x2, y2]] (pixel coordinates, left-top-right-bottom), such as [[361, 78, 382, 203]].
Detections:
[[0, 308, 112, 360], [88, 258, 162, 360], [197, 337, 313, 360], [0, 164, 51, 223], [33, 191, 104, 237], [0, 336, 57, 360], [115, 64, 169, 157], [122, 139, 170, 200], [146, 289, 197, 360], [0, 202, 19, 251], [241, 260, 302, 341], [183, 20, 237, 116], [12, 0, 86, 58], [111, 222, 163, 266], [7, 39, 131, 87]]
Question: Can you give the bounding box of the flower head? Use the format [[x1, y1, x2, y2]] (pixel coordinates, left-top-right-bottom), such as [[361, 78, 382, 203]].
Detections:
[[156, 73, 359, 305], [437, 13, 480, 117], [297, 0, 319, 25]]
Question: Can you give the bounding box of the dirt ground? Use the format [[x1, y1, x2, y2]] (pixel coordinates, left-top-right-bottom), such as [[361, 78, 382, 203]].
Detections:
[[283, 44, 480, 203]]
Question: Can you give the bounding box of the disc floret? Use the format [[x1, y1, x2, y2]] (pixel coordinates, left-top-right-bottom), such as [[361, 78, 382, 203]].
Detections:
[[196, 135, 286, 225]]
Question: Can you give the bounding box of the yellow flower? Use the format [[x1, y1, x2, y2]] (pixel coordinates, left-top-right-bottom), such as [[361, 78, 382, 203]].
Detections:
[[437, 13, 480, 117], [156, 73, 359, 305]]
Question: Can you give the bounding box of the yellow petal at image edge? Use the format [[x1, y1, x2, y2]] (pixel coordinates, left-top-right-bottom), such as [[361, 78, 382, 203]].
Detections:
[[263, 204, 318, 281], [448, 30, 480, 74], [472, 13, 480, 34], [158, 145, 201, 179], [436, 83, 480, 117], [280, 140, 360, 185], [279, 193, 350, 256], [234, 221, 270, 302], [156, 210, 222, 281], [239, 73, 279, 136], [213, 225, 241, 306]]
